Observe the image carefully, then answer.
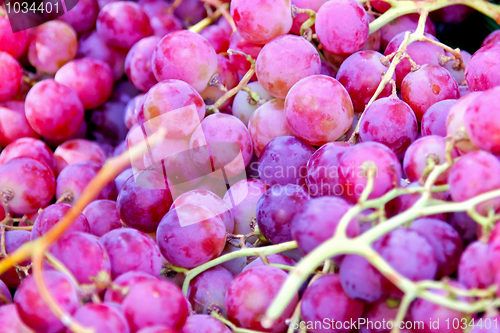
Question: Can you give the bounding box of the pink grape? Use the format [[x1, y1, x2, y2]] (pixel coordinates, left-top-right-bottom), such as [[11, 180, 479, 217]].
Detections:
[[190, 113, 253, 178], [291, 196, 360, 255], [152, 30, 218, 92], [228, 31, 263, 75], [379, 14, 436, 50], [0, 304, 32, 333], [360, 298, 410, 333], [48, 231, 111, 284], [401, 64, 459, 121], [181, 314, 232, 333], [139, 0, 183, 37], [97, 2, 153, 50], [60, 0, 99, 34], [28, 20, 78, 74], [0, 52, 22, 102], [54, 139, 107, 175], [338, 142, 402, 203], [248, 99, 292, 157], [0, 230, 30, 288], [285, 75, 354, 146], [124, 94, 145, 129], [359, 97, 418, 158], [463, 86, 500, 154], [31, 203, 90, 240], [257, 184, 310, 244], [100, 228, 162, 278], [56, 161, 117, 203], [0, 157, 56, 215], [444, 50, 471, 84], [315, 0, 369, 55], [187, 266, 234, 316], [448, 151, 500, 216], [226, 266, 299, 333], [125, 36, 160, 92], [482, 30, 500, 47], [172, 189, 234, 233], [223, 179, 268, 236], [290, 0, 329, 35], [25, 79, 84, 141], [0, 17, 29, 58], [458, 241, 495, 289], [421, 99, 456, 137], [199, 24, 231, 54], [136, 327, 178, 333], [466, 41, 500, 92], [256, 34, 321, 99], [384, 32, 445, 88], [336, 50, 394, 113], [83, 199, 122, 237], [446, 91, 481, 153], [122, 279, 189, 331], [301, 274, 364, 333], [339, 254, 384, 302], [143, 79, 205, 138], [230, 0, 293, 45], [14, 271, 80, 333], [115, 168, 133, 191], [258, 136, 315, 187], [77, 30, 128, 81], [0, 138, 57, 174], [0, 101, 39, 147], [156, 204, 226, 269], [242, 253, 296, 273], [103, 271, 159, 303], [67, 303, 130, 333], [200, 55, 239, 110], [403, 135, 455, 185], [55, 58, 113, 109], [232, 81, 273, 126]]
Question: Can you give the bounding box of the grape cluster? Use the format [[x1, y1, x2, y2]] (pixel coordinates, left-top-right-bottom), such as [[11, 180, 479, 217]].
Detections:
[[1, 0, 500, 333]]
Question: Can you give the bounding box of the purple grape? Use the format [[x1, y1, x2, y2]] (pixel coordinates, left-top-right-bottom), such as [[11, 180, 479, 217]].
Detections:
[[0, 304, 32, 333], [458, 241, 495, 289], [258, 136, 315, 187], [340, 254, 384, 302], [256, 184, 310, 244], [421, 99, 456, 137], [31, 203, 90, 240], [14, 271, 80, 333], [360, 298, 408, 333], [359, 97, 418, 158], [48, 231, 111, 285], [292, 196, 360, 255], [409, 218, 463, 278], [187, 266, 234, 316], [0, 230, 30, 288], [100, 228, 162, 278], [67, 303, 130, 333], [226, 266, 299, 332], [447, 211, 478, 246], [122, 279, 189, 331], [82, 199, 122, 237], [139, 0, 182, 37], [301, 274, 364, 333], [338, 142, 402, 203], [59, 0, 99, 34], [181, 314, 231, 333], [0, 101, 39, 147], [104, 271, 159, 304], [156, 204, 226, 269], [115, 168, 134, 191], [446, 91, 481, 153], [117, 169, 173, 233]]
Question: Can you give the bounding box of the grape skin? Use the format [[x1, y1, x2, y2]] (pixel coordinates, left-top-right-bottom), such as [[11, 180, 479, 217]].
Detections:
[[31, 203, 90, 240], [0, 137, 57, 174], [54, 139, 107, 175], [465, 42, 500, 92], [125, 36, 161, 92], [0, 51, 22, 102], [0, 230, 30, 288], [232, 81, 273, 126], [0, 304, 32, 333], [103, 271, 159, 304], [0, 101, 39, 147], [66, 303, 130, 333], [181, 315, 232, 333], [0, 17, 29, 59], [421, 99, 456, 137]]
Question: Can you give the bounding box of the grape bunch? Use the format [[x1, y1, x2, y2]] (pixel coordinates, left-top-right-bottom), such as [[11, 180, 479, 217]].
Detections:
[[1, 0, 500, 333]]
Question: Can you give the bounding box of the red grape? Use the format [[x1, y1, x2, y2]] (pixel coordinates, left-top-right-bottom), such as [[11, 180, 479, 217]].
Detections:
[[227, 31, 263, 76], [103, 271, 159, 303], [125, 36, 160, 92], [446, 91, 481, 153], [136, 326, 178, 333], [82, 199, 122, 237], [301, 274, 364, 333], [0, 52, 22, 102], [242, 253, 296, 273], [97, 2, 153, 51], [54, 139, 107, 175], [359, 97, 418, 158], [14, 270, 80, 333], [0, 304, 32, 333], [459, 241, 495, 289], [0, 100, 39, 147], [124, 94, 145, 130], [139, 0, 183, 37], [256, 34, 321, 99], [200, 55, 239, 110], [152, 31, 218, 92], [290, 0, 328, 35], [28, 20, 78, 74], [156, 204, 226, 269], [67, 303, 130, 333], [122, 279, 189, 331], [181, 314, 232, 333], [25, 79, 84, 141], [0, 17, 29, 59], [0, 137, 56, 174], [31, 203, 90, 240], [465, 39, 500, 92], [230, 0, 292, 45], [285, 75, 354, 146], [226, 266, 299, 332], [421, 99, 456, 137], [380, 14, 435, 51], [100, 228, 162, 278], [60, 0, 99, 34], [444, 50, 471, 84], [0, 157, 56, 215], [482, 30, 500, 48], [0, 230, 30, 288]]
